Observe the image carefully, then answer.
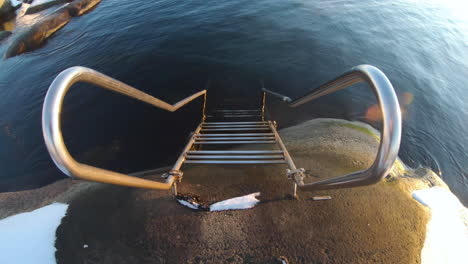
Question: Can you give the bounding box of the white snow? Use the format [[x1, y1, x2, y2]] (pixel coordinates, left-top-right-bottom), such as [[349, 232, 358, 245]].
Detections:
[[177, 192, 262, 211], [177, 199, 200, 210], [210, 192, 261, 211], [412, 187, 468, 264], [0, 203, 68, 264]]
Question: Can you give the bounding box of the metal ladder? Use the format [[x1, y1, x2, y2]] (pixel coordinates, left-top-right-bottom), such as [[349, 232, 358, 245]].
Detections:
[[42, 65, 402, 198], [166, 91, 302, 195], [188, 121, 283, 164]]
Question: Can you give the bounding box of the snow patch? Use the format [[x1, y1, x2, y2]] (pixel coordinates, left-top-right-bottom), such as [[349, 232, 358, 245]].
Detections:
[[412, 187, 468, 264], [0, 203, 68, 264], [177, 199, 200, 210], [177, 192, 261, 211], [210, 192, 261, 211]]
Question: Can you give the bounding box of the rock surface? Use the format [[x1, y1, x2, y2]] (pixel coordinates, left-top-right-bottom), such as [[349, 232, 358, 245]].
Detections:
[[4, 0, 101, 58], [66, 0, 100, 17], [4, 7, 72, 58], [25, 0, 71, 15], [0, 29, 11, 41], [0, 0, 15, 24], [0, 118, 441, 263]]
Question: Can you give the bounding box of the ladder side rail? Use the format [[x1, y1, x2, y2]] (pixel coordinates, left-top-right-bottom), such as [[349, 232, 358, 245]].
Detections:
[[42, 66, 206, 190], [262, 65, 402, 191]]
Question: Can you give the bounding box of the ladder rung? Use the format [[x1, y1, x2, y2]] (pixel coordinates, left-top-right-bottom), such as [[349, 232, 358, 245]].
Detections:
[[186, 155, 284, 160], [197, 133, 274, 137], [194, 140, 276, 144], [187, 150, 284, 154], [222, 115, 261, 118], [202, 128, 271, 131], [184, 160, 286, 164], [202, 125, 269, 129], [203, 122, 268, 125], [213, 110, 261, 112], [196, 137, 275, 141]]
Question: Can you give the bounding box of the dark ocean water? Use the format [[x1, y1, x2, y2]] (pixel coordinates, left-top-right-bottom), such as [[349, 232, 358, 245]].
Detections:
[[0, 0, 467, 204]]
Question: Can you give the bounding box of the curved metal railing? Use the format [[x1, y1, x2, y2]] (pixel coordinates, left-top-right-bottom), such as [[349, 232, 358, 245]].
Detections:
[[42, 66, 206, 190], [262, 64, 402, 191]]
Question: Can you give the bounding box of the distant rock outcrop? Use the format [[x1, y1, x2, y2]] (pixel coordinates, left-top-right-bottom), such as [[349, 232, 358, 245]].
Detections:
[[0, 0, 15, 24], [4, 0, 102, 58], [4, 7, 72, 58]]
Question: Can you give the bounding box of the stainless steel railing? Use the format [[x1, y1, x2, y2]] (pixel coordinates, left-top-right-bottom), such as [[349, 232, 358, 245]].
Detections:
[[262, 64, 402, 191], [42, 66, 206, 190]]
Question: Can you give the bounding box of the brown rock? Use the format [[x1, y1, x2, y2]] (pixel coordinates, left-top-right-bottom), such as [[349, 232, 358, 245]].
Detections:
[[66, 0, 101, 17], [0, 0, 15, 24], [25, 0, 72, 15], [4, 7, 72, 58], [4, 0, 102, 58]]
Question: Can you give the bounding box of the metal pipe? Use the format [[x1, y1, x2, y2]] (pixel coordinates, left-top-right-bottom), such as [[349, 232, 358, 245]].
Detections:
[[171, 123, 203, 172], [261, 91, 266, 121], [268, 122, 298, 171], [261, 88, 293, 103], [42, 66, 206, 190], [263, 65, 402, 191], [269, 121, 299, 197], [202, 92, 207, 122]]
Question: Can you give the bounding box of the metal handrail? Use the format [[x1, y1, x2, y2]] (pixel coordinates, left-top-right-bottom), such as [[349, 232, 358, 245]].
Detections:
[[42, 66, 206, 190], [262, 64, 402, 191]]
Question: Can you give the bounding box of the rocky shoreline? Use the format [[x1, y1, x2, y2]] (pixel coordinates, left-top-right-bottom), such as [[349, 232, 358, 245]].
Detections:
[[1, 118, 465, 263], [0, 1, 17, 25], [0, 0, 101, 58]]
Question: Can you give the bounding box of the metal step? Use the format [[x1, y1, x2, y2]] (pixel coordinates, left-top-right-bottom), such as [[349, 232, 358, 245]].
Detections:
[[202, 124, 269, 128], [213, 115, 262, 118], [202, 128, 271, 131], [212, 110, 261, 113], [196, 137, 275, 141], [187, 150, 284, 154], [184, 160, 286, 164], [186, 155, 284, 160], [204, 122, 268, 125], [194, 140, 276, 144], [197, 133, 274, 137]]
